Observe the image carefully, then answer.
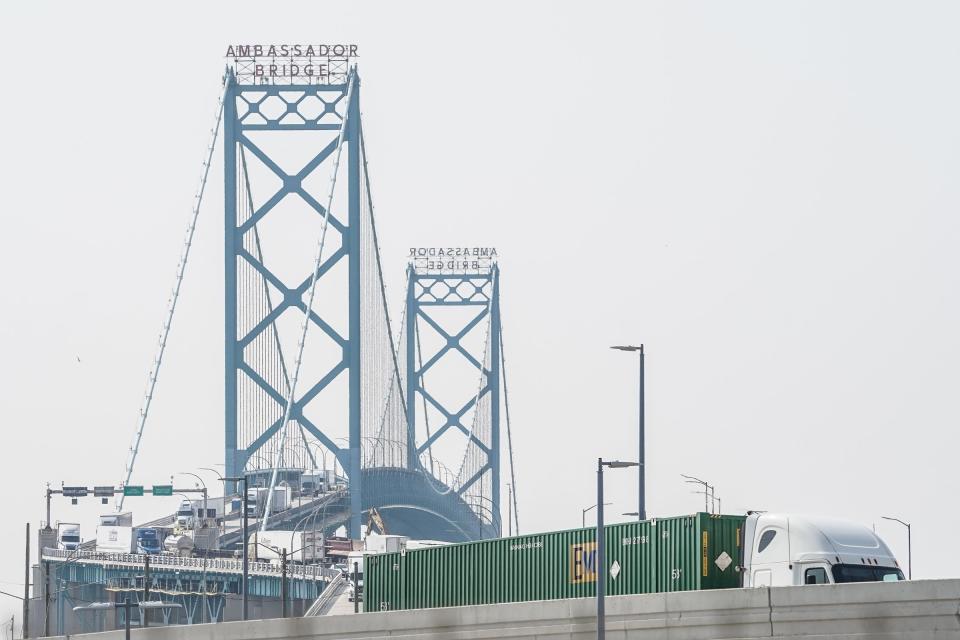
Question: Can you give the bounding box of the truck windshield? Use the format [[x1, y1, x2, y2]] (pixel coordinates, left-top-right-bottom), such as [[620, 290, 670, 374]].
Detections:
[[139, 531, 157, 539], [61, 535, 80, 543], [831, 564, 904, 583]]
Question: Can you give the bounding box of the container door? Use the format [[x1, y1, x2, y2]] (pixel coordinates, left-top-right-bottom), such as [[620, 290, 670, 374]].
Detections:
[[653, 516, 699, 592]]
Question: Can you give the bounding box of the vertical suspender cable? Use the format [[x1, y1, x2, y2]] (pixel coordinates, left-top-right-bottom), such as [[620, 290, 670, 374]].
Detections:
[[500, 324, 520, 534], [118, 79, 227, 510], [261, 71, 356, 531]]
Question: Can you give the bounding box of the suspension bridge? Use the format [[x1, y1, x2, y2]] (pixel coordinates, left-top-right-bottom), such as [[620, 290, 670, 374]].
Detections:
[[115, 59, 520, 542], [32, 57, 522, 634]]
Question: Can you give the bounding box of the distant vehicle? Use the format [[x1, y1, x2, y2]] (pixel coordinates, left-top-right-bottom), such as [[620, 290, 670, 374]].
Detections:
[[246, 486, 291, 518], [346, 549, 364, 602], [249, 529, 323, 563], [164, 534, 194, 557], [364, 534, 407, 554], [56, 523, 81, 551], [405, 539, 451, 550], [96, 525, 135, 553], [96, 525, 163, 554], [136, 528, 162, 555], [175, 500, 195, 533], [98, 512, 133, 527]]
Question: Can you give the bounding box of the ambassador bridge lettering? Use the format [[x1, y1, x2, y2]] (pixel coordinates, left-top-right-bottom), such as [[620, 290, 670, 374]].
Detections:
[[410, 247, 497, 272]]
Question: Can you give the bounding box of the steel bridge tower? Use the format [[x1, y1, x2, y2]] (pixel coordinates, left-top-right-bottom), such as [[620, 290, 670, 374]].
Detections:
[[404, 258, 502, 539], [222, 63, 364, 536]]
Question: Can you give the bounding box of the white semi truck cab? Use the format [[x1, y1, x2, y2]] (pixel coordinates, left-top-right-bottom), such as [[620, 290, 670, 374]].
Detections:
[[56, 523, 81, 551], [741, 512, 905, 587]]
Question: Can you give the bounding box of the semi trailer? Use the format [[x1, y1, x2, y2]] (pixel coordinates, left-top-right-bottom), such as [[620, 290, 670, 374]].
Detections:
[[95, 526, 163, 554], [364, 512, 904, 612]]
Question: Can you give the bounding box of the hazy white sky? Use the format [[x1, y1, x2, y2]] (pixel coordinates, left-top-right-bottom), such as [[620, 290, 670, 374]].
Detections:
[[2, 0, 959, 626]]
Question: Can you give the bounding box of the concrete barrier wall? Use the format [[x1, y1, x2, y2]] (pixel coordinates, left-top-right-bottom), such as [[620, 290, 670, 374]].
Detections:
[[52, 579, 960, 640]]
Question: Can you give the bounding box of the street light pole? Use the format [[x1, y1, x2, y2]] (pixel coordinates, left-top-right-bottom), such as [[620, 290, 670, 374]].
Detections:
[[224, 476, 249, 620], [176, 472, 209, 523], [611, 345, 645, 520], [582, 503, 612, 529], [22, 523, 29, 640], [882, 516, 912, 579], [596, 459, 638, 640], [680, 474, 714, 513], [596, 460, 605, 640]]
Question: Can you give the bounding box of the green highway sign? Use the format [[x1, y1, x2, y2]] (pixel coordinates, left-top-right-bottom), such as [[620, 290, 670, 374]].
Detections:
[[152, 485, 173, 496], [123, 485, 144, 497]]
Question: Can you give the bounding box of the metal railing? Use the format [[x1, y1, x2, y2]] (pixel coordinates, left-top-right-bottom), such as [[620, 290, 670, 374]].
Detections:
[[305, 571, 346, 616], [41, 548, 340, 581]]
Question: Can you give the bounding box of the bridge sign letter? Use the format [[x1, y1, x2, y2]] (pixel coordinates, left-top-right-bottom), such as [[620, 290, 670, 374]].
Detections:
[[570, 542, 597, 584]]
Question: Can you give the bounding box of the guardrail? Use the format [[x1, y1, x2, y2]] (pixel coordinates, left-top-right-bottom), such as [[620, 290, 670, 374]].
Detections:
[[305, 571, 346, 616], [41, 548, 340, 581]]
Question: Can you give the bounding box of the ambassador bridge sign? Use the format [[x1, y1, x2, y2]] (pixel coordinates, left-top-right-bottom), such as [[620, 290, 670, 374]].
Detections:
[[410, 247, 498, 273], [226, 43, 358, 84]]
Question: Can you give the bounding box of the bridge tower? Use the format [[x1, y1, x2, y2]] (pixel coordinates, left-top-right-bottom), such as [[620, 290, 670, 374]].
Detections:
[[222, 59, 364, 536], [404, 253, 502, 539]]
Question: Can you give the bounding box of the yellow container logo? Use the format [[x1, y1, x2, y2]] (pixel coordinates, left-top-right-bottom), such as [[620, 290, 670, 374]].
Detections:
[[570, 542, 597, 584]]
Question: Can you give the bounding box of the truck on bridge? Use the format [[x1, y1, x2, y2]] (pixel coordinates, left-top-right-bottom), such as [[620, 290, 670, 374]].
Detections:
[[96, 525, 164, 554], [56, 522, 81, 551]]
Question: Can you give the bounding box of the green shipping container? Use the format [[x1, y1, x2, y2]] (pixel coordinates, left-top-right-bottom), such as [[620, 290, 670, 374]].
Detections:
[[364, 513, 745, 612]]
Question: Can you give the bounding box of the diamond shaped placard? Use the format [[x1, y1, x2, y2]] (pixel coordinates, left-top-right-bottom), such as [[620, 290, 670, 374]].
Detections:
[[610, 560, 621, 580], [715, 551, 733, 572]]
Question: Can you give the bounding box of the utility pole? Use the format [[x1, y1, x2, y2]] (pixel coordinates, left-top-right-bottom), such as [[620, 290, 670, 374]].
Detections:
[[280, 549, 288, 618], [142, 556, 150, 627], [22, 523, 29, 640], [353, 562, 359, 614], [43, 561, 49, 638]]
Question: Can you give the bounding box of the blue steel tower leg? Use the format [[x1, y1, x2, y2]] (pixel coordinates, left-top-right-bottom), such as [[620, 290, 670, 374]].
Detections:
[[405, 267, 417, 470], [223, 70, 240, 487], [347, 72, 363, 539], [489, 266, 501, 534]]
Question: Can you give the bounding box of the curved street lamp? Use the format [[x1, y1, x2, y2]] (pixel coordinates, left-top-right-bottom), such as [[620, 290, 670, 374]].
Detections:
[[881, 516, 912, 579]]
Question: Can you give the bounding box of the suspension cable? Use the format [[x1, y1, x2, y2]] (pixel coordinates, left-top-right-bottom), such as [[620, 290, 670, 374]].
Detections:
[[358, 122, 410, 467], [261, 70, 356, 531], [118, 77, 227, 510], [415, 316, 436, 474], [500, 321, 520, 534], [239, 146, 318, 472]]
